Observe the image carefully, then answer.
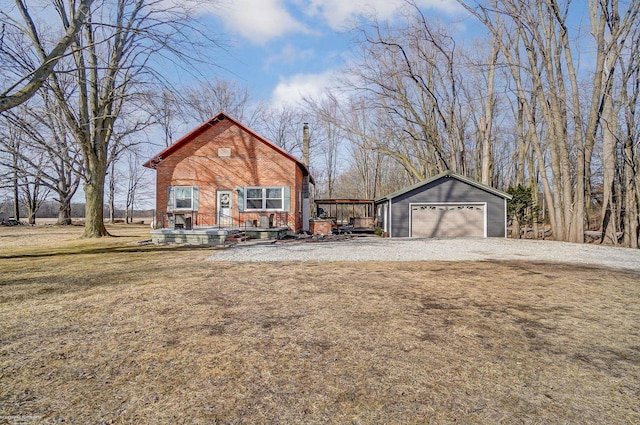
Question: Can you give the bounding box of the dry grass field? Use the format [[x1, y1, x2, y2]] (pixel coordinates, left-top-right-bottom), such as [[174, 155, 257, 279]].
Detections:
[[0, 225, 639, 424]]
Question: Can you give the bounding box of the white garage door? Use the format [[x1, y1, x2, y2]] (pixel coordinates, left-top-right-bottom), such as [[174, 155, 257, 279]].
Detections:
[[411, 204, 485, 238]]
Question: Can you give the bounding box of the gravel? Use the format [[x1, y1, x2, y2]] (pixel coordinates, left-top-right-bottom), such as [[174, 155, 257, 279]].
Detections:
[[208, 236, 640, 272]]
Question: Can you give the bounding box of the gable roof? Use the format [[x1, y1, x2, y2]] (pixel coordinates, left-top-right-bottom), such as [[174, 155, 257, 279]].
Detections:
[[142, 111, 314, 184], [375, 170, 512, 203]]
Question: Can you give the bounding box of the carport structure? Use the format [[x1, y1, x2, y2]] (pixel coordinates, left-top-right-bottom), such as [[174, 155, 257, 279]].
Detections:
[[314, 199, 375, 230], [375, 170, 512, 238]]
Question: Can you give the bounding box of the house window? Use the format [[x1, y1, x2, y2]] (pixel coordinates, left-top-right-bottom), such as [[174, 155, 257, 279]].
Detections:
[[167, 186, 199, 211], [245, 187, 284, 210], [175, 187, 193, 209]]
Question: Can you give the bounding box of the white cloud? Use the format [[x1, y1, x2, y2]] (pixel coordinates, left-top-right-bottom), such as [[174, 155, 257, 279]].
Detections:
[[264, 44, 316, 70], [189, 0, 463, 44], [270, 70, 338, 107], [205, 0, 309, 45], [305, 0, 463, 30], [414, 0, 464, 14]]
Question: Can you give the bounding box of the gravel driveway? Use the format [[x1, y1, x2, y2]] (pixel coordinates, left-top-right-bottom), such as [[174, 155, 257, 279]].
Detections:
[[208, 237, 640, 272]]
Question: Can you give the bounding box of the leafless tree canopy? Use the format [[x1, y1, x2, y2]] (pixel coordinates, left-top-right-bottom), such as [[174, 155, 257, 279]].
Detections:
[[302, 0, 639, 247], [1, 0, 224, 236], [0, 0, 94, 112]]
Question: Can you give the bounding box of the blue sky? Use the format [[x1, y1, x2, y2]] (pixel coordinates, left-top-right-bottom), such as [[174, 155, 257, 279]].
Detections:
[[191, 0, 469, 107]]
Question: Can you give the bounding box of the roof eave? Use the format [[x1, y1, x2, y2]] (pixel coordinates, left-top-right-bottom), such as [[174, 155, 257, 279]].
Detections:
[[375, 170, 512, 202]]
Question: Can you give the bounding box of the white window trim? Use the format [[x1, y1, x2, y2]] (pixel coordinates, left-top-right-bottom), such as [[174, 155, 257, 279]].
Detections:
[[172, 186, 195, 211], [244, 186, 285, 211]]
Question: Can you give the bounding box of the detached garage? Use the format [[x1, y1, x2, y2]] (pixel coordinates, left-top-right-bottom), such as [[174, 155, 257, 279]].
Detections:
[[375, 171, 511, 238]]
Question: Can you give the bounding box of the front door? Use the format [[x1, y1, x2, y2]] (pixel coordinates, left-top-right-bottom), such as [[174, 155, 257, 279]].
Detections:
[[217, 190, 233, 227]]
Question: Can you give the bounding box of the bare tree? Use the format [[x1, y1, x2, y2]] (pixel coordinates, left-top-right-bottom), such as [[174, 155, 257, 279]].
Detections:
[[182, 78, 260, 126], [1, 91, 83, 225], [123, 150, 147, 223], [0, 193, 11, 220], [458, 0, 640, 243], [256, 104, 305, 157], [2, 121, 22, 220], [305, 89, 418, 196], [596, 1, 640, 245], [322, 96, 390, 199], [619, 24, 640, 248], [106, 105, 155, 224], [340, 4, 473, 181], [304, 98, 345, 198], [477, 35, 500, 186], [27, 0, 222, 237], [343, 109, 384, 199], [0, 112, 51, 224], [0, 0, 94, 112], [18, 161, 50, 224], [142, 88, 184, 148]]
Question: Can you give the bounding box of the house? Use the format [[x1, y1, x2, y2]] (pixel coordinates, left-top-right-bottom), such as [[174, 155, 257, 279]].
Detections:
[[375, 170, 512, 238], [143, 112, 313, 235]]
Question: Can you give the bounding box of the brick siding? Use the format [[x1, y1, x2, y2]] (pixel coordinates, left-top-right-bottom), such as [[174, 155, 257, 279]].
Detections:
[[154, 119, 305, 231]]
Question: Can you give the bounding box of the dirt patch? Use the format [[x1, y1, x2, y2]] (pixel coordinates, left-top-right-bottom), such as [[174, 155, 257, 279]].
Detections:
[[0, 228, 639, 423]]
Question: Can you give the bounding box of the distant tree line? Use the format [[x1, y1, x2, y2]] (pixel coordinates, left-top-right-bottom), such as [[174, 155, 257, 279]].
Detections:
[[0, 198, 154, 223]]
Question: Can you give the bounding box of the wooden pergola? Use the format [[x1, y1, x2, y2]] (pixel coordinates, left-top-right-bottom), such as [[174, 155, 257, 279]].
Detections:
[[314, 199, 374, 226]]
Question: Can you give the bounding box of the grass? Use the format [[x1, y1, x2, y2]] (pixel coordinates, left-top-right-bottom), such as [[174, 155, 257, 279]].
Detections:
[[0, 225, 639, 424]]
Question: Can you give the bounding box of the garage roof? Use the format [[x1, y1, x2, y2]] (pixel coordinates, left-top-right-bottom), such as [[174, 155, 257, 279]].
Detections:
[[375, 170, 512, 203]]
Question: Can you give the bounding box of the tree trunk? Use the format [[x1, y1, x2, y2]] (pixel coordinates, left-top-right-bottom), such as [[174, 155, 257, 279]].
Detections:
[[124, 202, 130, 224], [623, 137, 639, 248], [617, 1, 639, 248], [511, 214, 521, 239], [12, 152, 20, 221], [481, 36, 499, 186], [83, 171, 109, 237], [600, 91, 618, 244], [108, 161, 116, 224], [528, 155, 539, 240], [128, 185, 135, 224], [56, 178, 74, 225], [57, 200, 72, 225]]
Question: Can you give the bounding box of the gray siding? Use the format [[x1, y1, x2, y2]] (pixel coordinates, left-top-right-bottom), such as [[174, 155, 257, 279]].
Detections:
[[389, 177, 506, 237]]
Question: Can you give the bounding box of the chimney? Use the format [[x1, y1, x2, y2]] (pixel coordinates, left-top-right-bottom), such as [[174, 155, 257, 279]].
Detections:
[[302, 122, 310, 165], [302, 122, 311, 232]]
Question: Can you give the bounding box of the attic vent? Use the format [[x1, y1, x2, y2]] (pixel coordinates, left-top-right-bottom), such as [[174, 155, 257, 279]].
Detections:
[[218, 147, 231, 158]]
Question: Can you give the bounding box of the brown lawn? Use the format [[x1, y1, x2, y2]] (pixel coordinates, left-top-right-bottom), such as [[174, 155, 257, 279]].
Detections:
[[0, 225, 638, 424]]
